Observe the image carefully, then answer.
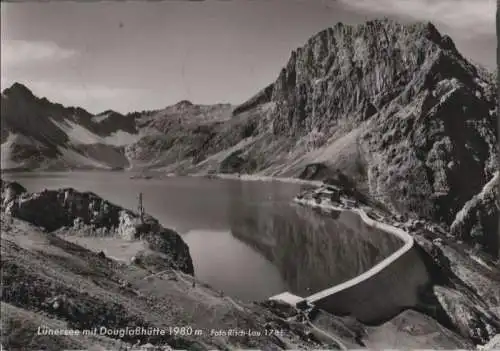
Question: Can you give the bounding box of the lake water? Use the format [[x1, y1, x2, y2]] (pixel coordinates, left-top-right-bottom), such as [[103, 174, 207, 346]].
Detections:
[[2, 171, 403, 302]]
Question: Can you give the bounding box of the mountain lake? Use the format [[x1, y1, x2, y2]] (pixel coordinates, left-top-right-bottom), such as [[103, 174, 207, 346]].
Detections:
[[2, 171, 404, 302]]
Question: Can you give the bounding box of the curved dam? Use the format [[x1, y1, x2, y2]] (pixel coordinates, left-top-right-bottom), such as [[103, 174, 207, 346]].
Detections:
[[271, 199, 431, 324]]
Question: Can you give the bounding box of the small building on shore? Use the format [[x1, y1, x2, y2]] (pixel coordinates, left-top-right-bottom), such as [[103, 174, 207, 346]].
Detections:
[[343, 199, 357, 207], [330, 191, 341, 202]]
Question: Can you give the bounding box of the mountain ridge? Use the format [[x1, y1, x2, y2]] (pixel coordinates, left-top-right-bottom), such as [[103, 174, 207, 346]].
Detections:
[[1, 19, 498, 257], [2, 18, 500, 349]]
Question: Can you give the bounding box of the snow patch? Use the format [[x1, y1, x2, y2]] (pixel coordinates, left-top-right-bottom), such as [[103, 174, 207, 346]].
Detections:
[[50, 118, 102, 145], [103, 130, 141, 147], [2, 132, 43, 147], [313, 78, 326, 85], [50, 117, 140, 147], [92, 113, 111, 123]]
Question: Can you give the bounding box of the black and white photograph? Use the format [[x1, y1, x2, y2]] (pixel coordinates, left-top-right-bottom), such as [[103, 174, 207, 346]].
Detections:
[[1, 0, 499, 350]]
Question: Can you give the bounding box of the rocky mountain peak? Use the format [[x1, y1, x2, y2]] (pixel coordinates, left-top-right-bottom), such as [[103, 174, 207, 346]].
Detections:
[[2, 82, 35, 100], [96, 109, 120, 116], [229, 19, 498, 255], [175, 100, 194, 108], [249, 19, 482, 137]]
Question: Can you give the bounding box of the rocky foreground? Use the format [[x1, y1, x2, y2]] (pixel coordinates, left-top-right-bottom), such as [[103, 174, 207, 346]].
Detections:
[[1, 181, 500, 350], [0, 179, 498, 350], [1, 179, 323, 350]]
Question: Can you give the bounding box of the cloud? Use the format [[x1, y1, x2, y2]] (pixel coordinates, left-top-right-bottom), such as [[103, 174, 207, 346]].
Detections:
[[1, 40, 78, 67], [337, 0, 495, 36]]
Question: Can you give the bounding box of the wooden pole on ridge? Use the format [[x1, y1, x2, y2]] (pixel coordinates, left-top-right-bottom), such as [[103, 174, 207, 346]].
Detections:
[[138, 192, 144, 223]]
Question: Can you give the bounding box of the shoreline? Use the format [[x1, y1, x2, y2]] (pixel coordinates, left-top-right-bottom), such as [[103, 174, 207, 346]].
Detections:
[[3, 168, 415, 301], [276, 198, 414, 303], [1, 168, 325, 187], [189, 172, 324, 186]]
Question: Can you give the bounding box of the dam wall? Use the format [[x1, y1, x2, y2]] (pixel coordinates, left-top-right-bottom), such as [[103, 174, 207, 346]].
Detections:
[[273, 199, 431, 324], [309, 246, 430, 323]]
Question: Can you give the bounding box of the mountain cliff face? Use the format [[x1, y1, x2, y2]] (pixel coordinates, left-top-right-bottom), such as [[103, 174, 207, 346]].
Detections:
[[234, 21, 497, 230], [1, 19, 498, 258], [217, 20, 499, 258]]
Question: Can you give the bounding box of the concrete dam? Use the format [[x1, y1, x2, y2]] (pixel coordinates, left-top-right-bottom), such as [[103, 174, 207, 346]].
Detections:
[[270, 206, 431, 324]]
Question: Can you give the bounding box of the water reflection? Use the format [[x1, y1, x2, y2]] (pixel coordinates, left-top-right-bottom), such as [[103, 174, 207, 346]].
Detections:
[[229, 184, 404, 297], [4, 172, 406, 303]]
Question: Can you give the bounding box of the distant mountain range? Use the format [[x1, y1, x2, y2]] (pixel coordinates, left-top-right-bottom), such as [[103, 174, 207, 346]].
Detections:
[[0, 82, 232, 171], [2, 19, 498, 257]]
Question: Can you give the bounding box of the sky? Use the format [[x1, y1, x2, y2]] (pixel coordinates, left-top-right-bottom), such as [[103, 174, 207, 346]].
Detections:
[[1, 0, 496, 114]]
